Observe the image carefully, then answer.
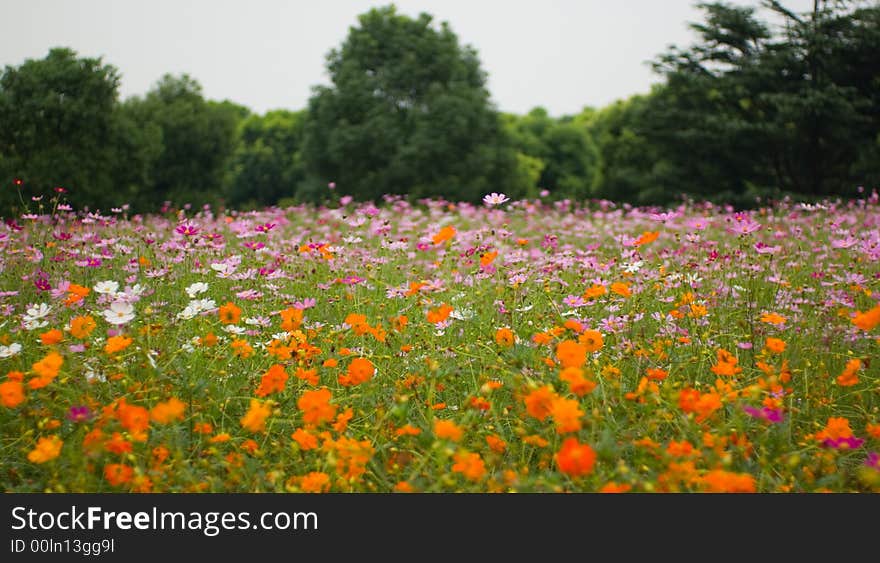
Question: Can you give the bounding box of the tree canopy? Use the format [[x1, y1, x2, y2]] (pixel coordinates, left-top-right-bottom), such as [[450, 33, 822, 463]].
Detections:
[[0, 2, 878, 216], [299, 5, 520, 203]]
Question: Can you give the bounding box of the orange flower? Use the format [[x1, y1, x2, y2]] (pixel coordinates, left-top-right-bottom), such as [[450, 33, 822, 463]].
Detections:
[[666, 440, 697, 458], [678, 387, 701, 413], [494, 327, 515, 347], [556, 340, 587, 369], [433, 419, 463, 442], [256, 364, 289, 397], [394, 481, 415, 493], [150, 397, 186, 424], [209, 433, 231, 443], [646, 368, 668, 381], [452, 451, 486, 482], [193, 422, 213, 434], [240, 439, 259, 454], [555, 437, 596, 478], [297, 388, 336, 426], [82, 428, 105, 453], [524, 385, 558, 421], [710, 348, 742, 377], [27, 435, 63, 463], [578, 330, 604, 353], [865, 422, 880, 439], [300, 471, 331, 493], [325, 436, 374, 481], [266, 339, 292, 360], [104, 432, 132, 455], [851, 304, 880, 331], [764, 337, 786, 354], [392, 315, 408, 331], [199, 332, 218, 347], [218, 302, 241, 325], [559, 367, 597, 396], [104, 335, 132, 355], [28, 351, 63, 389], [40, 329, 63, 345], [240, 399, 272, 432], [0, 380, 25, 408], [333, 408, 354, 433], [486, 434, 507, 454], [394, 424, 422, 438], [65, 284, 90, 306], [432, 225, 456, 245], [295, 367, 319, 386], [599, 482, 633, 493], [692, 392, 722, 423], [231, 338, 254, 358], [583, 284, 607, 300], [117, 400, 150, 439], [815, 417, 854, 441], [291, 428, 319, 450], [836, 358, 861, 387], [550, 396, 584, 434], [479, 250, 498, 268], [523, 435, 549, 448], [633, 231, 659, 246], [700, 470, 756, 493], [339, 357, 375, 387], [103, 463, 133, 487], [610, 282, 631, 297], [760, 312, 786, 326], [69, 315, 96, 339], [426, 304, 453, 324], [280, 307, 303, 331]]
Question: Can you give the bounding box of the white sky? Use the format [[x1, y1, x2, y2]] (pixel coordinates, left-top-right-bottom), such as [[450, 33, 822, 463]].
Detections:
[[1, 0, 818, 117]]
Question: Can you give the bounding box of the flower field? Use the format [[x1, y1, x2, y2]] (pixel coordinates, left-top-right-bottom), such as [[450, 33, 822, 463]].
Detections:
[[1, 193, 879, 493]]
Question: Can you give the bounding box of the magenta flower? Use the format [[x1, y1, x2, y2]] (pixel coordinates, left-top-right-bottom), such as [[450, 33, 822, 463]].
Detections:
[[175, 223, 199, 236], [865, 452, 879, 469], [66, 405, 92, 423], [821, 436, 865, 450], [338, 275, 365, 285], [743, 405, 784, 424], [255, 222, 276, 233]]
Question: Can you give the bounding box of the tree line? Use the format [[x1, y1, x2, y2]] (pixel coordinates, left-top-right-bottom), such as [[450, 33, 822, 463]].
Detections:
[[1, 1, 878, 215]]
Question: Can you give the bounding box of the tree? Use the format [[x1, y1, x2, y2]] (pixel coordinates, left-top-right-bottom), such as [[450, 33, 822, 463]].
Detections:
[[504, 107, 600, 200], [0, 47, 122, 214], [225, 110, 306, 208], [650, 1, 880, 202], [123, 74, 246, 211], [300, 4, 519, 203]]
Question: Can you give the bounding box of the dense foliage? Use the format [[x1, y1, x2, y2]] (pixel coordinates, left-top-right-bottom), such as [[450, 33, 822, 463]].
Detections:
[[1, 1, 878, 215]]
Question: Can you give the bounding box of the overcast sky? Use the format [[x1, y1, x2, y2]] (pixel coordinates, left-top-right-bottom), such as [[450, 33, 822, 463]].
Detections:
[[1, 0, 818, 116]]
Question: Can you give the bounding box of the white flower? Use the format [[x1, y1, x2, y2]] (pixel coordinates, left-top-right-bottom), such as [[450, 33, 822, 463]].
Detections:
[[223, 324, 245, 335], [483, 192, 510, 207], [190, 298, 216, 313], [22, 303, 51, 330], [449, 307, 474, 320], [102, 301, 135, 325], [211, 263, 234, 277], [185, 282, 209, 298], [93, 280, 119, 294], [621, 260, 644, 273], [23, 318, 49, 330], [25, 303, 51, 319], [0, 343, 22, 358], [176, 305, 198, 320]]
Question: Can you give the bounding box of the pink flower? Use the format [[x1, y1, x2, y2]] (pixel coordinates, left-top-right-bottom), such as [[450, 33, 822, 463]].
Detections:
[[175, 223, 199, 236]]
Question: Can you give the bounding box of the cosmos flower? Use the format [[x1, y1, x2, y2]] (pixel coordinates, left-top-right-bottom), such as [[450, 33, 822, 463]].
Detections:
[[102, 301, 135, 325], [482, 192, 510, 207]]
